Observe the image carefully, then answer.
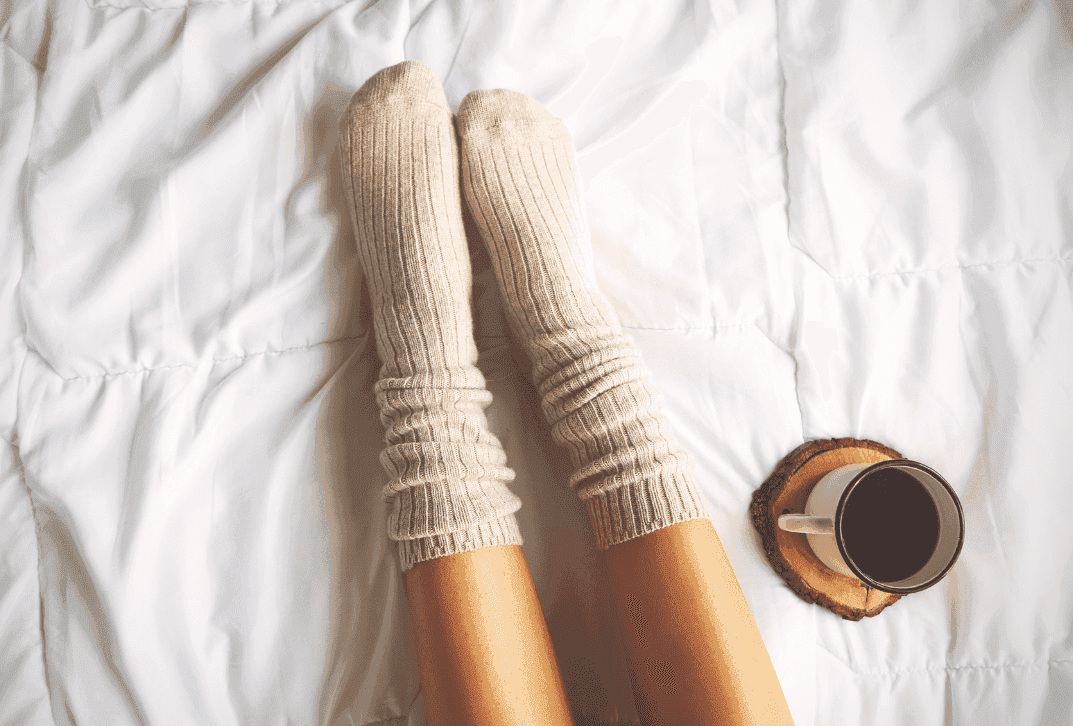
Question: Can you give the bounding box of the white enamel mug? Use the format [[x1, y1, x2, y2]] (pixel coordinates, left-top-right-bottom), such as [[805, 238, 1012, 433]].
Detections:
[[777, 460, 965, 594]]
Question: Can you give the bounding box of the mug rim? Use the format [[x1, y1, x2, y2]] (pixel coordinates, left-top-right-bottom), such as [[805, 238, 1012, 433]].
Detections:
[[833, 459, 965, 594]]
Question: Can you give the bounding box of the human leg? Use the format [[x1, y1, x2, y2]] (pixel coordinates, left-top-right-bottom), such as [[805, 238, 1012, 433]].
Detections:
[[456, 90, 795, 725], [340, 62, 574, 725]]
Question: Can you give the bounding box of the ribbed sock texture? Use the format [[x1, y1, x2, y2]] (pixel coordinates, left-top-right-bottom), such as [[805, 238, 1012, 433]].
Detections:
[[456, 90, 712, 550], [340, 62, 523, 572]]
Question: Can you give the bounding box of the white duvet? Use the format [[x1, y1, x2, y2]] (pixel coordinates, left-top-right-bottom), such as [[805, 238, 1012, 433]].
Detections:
[[1, 0, 1071, 724]]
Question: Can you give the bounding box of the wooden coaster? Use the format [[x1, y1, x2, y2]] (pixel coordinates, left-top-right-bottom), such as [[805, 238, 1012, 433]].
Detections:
[[749, 438, 905, 621]]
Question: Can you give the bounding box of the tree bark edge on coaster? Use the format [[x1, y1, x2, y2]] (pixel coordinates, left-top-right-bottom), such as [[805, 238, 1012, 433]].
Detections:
[[749, 437, 905, 621]]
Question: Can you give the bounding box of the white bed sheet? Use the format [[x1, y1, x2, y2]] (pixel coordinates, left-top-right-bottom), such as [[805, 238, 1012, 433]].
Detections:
[[1, 0, 1071, 724]]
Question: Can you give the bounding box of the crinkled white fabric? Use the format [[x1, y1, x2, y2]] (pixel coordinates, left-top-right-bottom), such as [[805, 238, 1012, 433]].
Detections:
[[0, 0, 1070, 724]]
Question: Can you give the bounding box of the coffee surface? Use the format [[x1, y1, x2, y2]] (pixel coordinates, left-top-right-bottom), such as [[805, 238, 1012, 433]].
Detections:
[[840, 468, 940, 583]]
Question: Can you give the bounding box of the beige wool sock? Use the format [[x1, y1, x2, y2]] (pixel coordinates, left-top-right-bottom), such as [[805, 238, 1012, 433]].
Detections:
[[456, 90, 711, 551], [340, 62, 523, 572]]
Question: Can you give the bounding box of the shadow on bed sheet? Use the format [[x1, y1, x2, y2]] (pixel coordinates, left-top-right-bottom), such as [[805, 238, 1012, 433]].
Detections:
[[1057, 0, 1073, 47], [307, 87, 644, 726]]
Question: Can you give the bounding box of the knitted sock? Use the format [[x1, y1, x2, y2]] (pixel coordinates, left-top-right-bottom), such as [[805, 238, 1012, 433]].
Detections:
[[340, 62, 523, 572], [456, 90, 711, 551]]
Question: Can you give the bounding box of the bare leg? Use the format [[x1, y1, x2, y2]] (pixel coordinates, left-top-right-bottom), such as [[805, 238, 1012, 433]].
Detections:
[[406, 546, 575, 725], [605, 520, 795, 725]]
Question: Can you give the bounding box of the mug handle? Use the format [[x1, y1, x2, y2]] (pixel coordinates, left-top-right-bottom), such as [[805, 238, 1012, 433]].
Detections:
[[777, 514, 835, 535]]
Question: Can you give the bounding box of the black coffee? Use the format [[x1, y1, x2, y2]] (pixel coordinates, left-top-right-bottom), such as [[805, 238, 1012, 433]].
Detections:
[[839, 468, 940, 583]]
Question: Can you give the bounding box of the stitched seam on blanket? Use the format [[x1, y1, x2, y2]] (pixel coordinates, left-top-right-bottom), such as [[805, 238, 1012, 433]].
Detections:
[[851, 658, 1073, 678], [621, 321, 797, 359], [84, 0, 342, 10], [41, 324, 753, 378], [7, 436, 61, 726], [771, 0, 806, 442], [45, 334, 367, 382], [824, 254, 1073, 281], [621, 322, 753, 331]]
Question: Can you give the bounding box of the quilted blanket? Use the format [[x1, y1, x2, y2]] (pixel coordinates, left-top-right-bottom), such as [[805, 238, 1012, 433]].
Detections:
[[2, 0, 1071, 723]]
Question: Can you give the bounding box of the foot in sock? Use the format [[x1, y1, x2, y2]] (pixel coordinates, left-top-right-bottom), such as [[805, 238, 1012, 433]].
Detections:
[[455, 89, 711, 550], [339, 62, 523, 571]]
